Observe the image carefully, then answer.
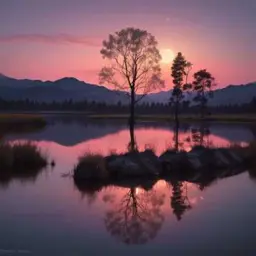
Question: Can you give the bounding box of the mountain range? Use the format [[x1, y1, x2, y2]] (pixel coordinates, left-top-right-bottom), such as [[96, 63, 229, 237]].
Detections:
[[0, 73, 255, 106]]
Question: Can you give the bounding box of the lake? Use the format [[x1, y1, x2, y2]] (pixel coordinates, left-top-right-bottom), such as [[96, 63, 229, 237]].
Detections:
[[1, 116, 256, 255]]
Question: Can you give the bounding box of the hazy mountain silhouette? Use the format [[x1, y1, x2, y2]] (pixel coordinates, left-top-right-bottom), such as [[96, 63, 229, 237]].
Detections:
[[0, 74, 255, 105], [0, 74, 128, 103], [147, 83, 256, 106]]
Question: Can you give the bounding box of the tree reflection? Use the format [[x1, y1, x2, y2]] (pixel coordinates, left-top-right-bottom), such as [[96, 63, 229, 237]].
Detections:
[[173, 121, 180, 152], [127, 118, 138, 152], [191, 123, 211, 148], [74, 179, 104, 205], [104, 187, 165, 245], [0, 167, 46, 189], [170, 181, 192, 221]]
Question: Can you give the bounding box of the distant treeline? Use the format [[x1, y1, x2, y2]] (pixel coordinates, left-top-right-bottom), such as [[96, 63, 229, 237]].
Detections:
[[0, 98, 255, 114]]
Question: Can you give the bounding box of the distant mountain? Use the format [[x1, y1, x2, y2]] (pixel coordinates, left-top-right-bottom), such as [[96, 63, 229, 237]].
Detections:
[[0, 75, 128, 103], [0, 74, 255, 106], [146, 82, 256, 106]]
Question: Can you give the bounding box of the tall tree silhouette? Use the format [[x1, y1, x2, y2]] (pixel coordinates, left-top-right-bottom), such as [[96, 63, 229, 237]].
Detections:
[[192, 69, 216, 119], [104, 187, 165, 245], [171, 52, 192, 151], [99, 27, 164, 149]]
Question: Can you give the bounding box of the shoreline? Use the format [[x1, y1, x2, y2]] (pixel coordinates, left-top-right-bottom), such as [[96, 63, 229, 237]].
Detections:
[[0, 114, 46, 134], [1, 112, 256, 123]]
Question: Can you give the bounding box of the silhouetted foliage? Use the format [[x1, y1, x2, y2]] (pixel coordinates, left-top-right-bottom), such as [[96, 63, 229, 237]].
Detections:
[[99, 27, 164, 129], [170, 53, 192, 152], [170, 52, 192, 125], [170, 181, 192, 221], [192, 69, 216, 119], [191, 124, 212, 148], [0, 97, 255, 115], [0, 142, 48, 188]]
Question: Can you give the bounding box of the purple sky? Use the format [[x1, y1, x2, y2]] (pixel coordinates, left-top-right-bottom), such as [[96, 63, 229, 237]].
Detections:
[[0, 0, 255, 88]]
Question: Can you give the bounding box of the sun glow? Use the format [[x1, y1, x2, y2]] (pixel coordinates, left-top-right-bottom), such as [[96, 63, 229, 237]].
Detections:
[[160, 49, 175, 64]]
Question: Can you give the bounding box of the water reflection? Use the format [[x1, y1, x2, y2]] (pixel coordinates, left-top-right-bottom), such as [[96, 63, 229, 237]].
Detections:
[[170, 181, 192, 221], [1, 118, 256, 253], [4, 117, 254, 150], [191, 123, 212, 148], [0, 166, 52, 190], [104, 187, 165, 245], [171, 122, 213, 152], [73, 157, 249, 245]]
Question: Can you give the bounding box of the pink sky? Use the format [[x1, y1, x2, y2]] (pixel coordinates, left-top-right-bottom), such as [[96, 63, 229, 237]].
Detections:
[[0, 1, 255, 89]]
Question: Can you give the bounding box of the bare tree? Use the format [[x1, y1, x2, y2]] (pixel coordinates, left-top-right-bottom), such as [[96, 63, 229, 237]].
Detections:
[[99, 28, 164, 150]]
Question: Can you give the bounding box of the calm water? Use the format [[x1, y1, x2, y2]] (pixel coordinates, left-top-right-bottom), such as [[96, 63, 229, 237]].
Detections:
[[1, 116, 256, 255]]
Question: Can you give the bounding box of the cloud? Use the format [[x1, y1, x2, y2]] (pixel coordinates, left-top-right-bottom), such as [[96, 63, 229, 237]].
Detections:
[[0, 34, 101, 47]]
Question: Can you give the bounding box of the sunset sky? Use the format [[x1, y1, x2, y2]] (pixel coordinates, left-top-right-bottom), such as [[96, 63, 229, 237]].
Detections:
[[0, 0, 255, 89]]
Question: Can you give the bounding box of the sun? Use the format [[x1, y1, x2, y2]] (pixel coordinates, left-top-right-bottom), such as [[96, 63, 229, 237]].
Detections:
[[160, 49, 175, 64]]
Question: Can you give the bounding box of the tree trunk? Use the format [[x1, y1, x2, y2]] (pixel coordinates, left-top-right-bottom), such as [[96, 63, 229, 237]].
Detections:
[[174, 100, 179, 127], [201, 91, 205, 120], [130, 88, 135, 126], [129, 88, 136, 152], [201, 102, 204, 119], [129, 120, 136, 152], [174, 100, 180, 152]]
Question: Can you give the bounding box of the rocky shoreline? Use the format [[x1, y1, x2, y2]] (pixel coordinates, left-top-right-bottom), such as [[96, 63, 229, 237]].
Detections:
[[73, 145, 251, 188]]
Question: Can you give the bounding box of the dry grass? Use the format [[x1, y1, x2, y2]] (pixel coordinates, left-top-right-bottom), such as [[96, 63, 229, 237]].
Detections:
[[0, 114, 45, 124], [0, 142, 48, 172], [73, 153, 108, 180]]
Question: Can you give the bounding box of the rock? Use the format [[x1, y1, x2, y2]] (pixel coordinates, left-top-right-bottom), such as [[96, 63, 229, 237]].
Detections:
[[212, 149, 231, 168], [191, 145, 208, 152], [159, 150, 177, 163], [213, 148, 244, 168], [188, 147, 215, 170], [218, 169, 231, 178], [187, 152, 203, 170], [107, 156, 141, 177], [188, 172, 203, 182], [227, 150, 243, 164], [107, 150, 161, 177], [160, 150, 189, 172], [136, 150, 161, 176]]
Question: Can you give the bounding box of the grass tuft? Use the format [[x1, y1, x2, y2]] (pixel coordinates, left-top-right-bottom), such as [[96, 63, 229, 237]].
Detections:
[[73, 153, 108, 180], [0, 142, 48, 172], [0, 142, 48, 186]]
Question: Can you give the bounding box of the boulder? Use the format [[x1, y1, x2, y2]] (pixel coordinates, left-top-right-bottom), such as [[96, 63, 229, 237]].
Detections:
[[226, 150, 243, 164], [213, 149, 232, 168], [106, 150, 160, 177], [160, 150, 189, 172], [188, 146, 217, 169], [135, 150, 161, 176], [107, 156, 141, 177], [187, 153, 203, 170], [159, 150, 177, 163]]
